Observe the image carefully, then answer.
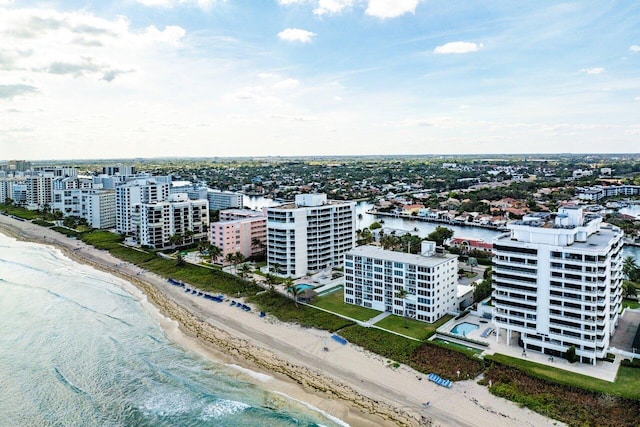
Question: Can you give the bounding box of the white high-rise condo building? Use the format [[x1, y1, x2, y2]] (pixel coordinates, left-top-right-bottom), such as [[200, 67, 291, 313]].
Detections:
[[26, 175, 53, 210], [344, 242, 458, 323], [492, 206, 624, 365], [115, 177, 170, 235], [267, 194, 355, 277], [53, 188, 116, 229], [132, 193, 209, 249]]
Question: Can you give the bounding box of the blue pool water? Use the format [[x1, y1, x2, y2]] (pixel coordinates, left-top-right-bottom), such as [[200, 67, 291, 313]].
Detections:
[[450, 322, 479, 336], [295, 283, 314, 291]]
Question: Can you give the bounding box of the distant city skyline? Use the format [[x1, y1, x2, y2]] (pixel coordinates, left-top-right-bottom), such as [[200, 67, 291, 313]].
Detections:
[[1, 0, 639, 159]]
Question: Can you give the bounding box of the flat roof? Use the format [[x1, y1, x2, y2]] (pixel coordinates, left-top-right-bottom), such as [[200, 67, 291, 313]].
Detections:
[[496, 223, 621, 250], [347, 245, 456, 267], [269, 200, 354, 210]]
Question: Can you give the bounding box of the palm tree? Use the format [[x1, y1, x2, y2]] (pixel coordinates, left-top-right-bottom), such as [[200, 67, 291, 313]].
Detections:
[[251, 237, 266, 258], [395, 288, 409, 328], [225, 252, 236, 271], [232, 252, 245, 274], [208, 244, 222, 264], [270, 262, 281, 275], [623, 256, 638, 281], [169, 233, 183, 248], [175, 253, 185, 266], [284, 277, 300, 308], [238, 263, 252, 281], [264, 273, 278, 293]]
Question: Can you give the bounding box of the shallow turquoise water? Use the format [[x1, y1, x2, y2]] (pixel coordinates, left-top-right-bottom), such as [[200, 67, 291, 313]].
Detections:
[[0, 233, 343, 427], [450, 322, 479, 336]]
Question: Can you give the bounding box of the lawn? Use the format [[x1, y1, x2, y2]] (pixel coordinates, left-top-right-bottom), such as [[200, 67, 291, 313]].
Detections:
[[0, 205, 40, 220], [374, 314, 453, 340], [622, 298, 640, 310], [311, 290, 380, 321], [487, 353, 640, 399]]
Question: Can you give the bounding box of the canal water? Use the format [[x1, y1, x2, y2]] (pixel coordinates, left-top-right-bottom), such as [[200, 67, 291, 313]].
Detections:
[[243, 195, 640, 262]]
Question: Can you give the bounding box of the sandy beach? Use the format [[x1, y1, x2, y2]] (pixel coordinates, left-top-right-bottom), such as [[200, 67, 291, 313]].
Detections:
[[0, 214, 560, 427]]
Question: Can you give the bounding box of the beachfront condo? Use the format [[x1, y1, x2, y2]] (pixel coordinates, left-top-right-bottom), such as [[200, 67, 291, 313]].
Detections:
[[209, 212, 266, 263], [267, 194, 355, 277], [492, 206, 624, 364], [344, 242, 458, 323]]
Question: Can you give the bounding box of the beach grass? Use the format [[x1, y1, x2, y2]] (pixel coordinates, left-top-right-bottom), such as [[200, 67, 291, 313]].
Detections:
[[32, 219, 55, 227], [487, 353, 640, 399], [484, 358, 640, 426], [51, 226, 80, 238], [432, 338, 484, 357], [80, 231, 124, 250], [248, 291, 354, 332], [338, 325, 421, 363], [311, 290, 380, 322], [374, 314, 453, 341]]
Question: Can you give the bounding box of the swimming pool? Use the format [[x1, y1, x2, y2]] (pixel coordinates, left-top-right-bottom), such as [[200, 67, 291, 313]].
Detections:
[[450, 322, 479, 336], [295, 283, 314, 291]]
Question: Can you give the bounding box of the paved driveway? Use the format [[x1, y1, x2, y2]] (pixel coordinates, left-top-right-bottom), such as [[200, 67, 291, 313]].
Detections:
[[610, 310, 640, 352]]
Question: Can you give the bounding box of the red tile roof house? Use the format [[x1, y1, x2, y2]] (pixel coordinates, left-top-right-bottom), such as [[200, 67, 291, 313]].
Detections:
[[448, 237, 493, 254]]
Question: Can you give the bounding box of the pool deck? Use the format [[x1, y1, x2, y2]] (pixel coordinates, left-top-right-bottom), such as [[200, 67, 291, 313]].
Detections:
[[437, 314, 621, 382]]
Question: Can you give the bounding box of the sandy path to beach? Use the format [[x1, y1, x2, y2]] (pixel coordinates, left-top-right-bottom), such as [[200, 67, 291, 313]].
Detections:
[[0, 215, 560, 427]]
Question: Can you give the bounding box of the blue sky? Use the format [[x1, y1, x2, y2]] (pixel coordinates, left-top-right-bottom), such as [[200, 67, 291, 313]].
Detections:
[[1, 0, 639, 159]]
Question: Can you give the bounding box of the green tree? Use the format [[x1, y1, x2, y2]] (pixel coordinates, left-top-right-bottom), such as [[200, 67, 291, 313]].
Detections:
[[284, 278, 300, 308], [395, 288, 409, 328], [473, 279, 492, 302], [426, 226, 454, 246], [238, 263, 252, 281], [564, 345, 578, 363], [623, 281, 637, 299], [623, 256, 639, 282], [264, 273, 278, 293], [369, 221, 382, 230], [175, 253, 185, 266], [208, 244, 222, 264]]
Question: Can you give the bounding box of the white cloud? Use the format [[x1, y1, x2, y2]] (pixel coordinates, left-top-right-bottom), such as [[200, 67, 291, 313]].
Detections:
[[272, 78, 300, 90], [277, 28, 316, 43], [434, 41, 483, 54], [133, 0, 226, 9], [0, 83, 38, 99], [365, 0, 418, 18], [314, 0, 353, 16], [630, 45, 640, 53], [580, 67, 605, 75]]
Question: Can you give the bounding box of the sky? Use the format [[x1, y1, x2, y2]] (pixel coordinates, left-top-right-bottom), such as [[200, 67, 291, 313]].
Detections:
[[1, 0, 639, 160]]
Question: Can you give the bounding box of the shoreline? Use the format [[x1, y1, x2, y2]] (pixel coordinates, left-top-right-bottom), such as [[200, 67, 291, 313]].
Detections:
[[0, 215, 560, 427]]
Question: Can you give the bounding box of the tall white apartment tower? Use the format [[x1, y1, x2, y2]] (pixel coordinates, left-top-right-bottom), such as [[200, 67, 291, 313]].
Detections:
[[266, 194, 355, 277], [492, 206, 624, 364], [115, 178, 170, 235]]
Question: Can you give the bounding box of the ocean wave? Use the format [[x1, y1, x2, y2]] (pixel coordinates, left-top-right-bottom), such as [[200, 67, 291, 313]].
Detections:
[[199, 399, 249, 421], [273, 392, 350, 427], [226, 364, 273, 383]]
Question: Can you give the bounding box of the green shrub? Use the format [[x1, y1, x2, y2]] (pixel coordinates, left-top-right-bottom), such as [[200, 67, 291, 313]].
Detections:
[[564, 346, 577, 363]]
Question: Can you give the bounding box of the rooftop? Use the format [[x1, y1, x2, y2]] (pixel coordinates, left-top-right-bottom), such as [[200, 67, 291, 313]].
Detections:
[[347, 245, 456, 267]]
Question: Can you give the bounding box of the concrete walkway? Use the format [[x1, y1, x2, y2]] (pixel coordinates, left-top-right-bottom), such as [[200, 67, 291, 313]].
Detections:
[[366, 311, 392, 325]]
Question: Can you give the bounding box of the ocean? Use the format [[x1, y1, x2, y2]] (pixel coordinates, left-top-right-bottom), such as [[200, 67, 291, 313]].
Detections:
[[0, 233, 344, 427]]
